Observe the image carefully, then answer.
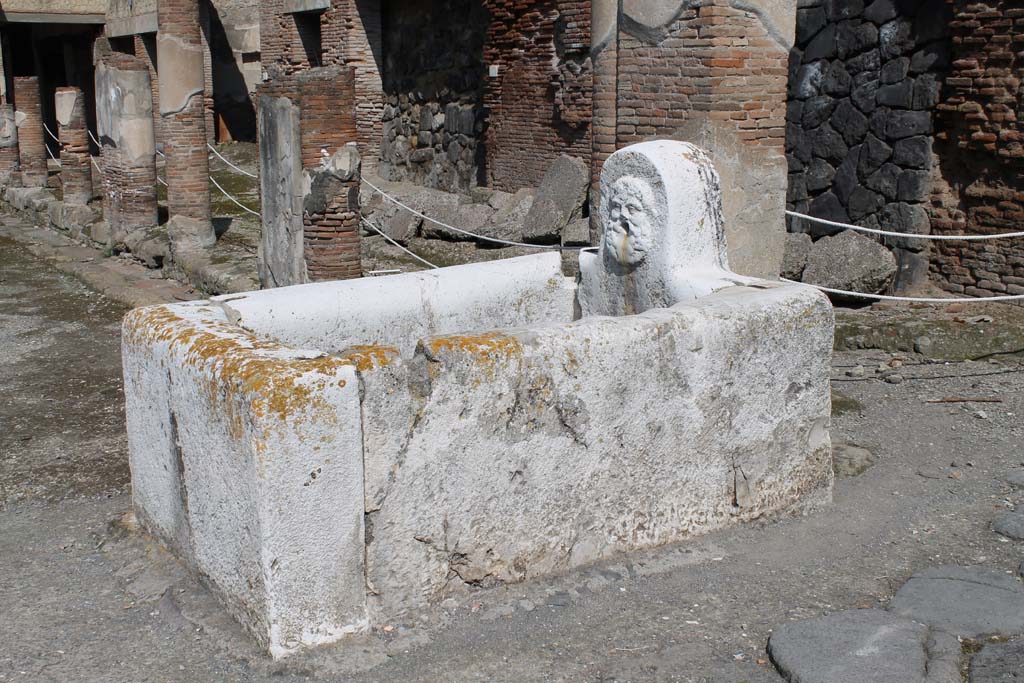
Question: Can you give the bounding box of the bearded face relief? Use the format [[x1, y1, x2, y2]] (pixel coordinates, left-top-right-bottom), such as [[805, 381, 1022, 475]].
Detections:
[[604, 177, 656, 267]]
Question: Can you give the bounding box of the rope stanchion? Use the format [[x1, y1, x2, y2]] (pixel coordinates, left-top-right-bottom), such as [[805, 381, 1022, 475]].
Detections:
[[781, 278, 1024, 303], [208, 143, 257, 178], [363, 178, 584, 251], [209, 174, 260, 217], [361, 218, 439, 269], [786, 210, 1024, 242]]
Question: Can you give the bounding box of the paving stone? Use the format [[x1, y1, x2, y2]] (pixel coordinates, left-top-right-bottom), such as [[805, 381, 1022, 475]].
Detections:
[[782, 232, 813, 280], [832, 442, 877, 477], [969, 639, 1024, 683], [768, 609, 961, 683], [888, 566, 1024, 638], [1006, 471, 1024, 489], [993, 513, 1024, 541]]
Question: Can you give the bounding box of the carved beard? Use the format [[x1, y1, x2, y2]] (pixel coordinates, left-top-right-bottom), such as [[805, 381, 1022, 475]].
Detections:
[[604, 205, 653, 268]]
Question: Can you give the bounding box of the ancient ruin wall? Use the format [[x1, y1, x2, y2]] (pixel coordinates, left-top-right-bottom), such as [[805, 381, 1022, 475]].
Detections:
[[259, 0, 383, 167], [785, 0, 954, 289], [928, 1, 1024, 298], [614, 0, 794, 278], [482, 0, 593, 192], [377, 0, 490, 192], [258, 67, 361, 280]]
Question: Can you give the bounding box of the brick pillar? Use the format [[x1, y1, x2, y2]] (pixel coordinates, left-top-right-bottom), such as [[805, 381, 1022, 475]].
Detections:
[[96, 53, 158, 248], [303, 144, 362, 281], [589, 0, 618, 244], [14, 76, 47, 187], [158, 0, 215, 248], [0, 104, 19, 182], [55, 87, 92, 205]]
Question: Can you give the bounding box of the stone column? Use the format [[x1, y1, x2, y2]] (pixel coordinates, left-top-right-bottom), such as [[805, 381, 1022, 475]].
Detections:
[[158, 0, 215, 249], [55, 87, 92, 205], [13, 76, 47, 187], [589, 0, 618, 243], [96, 53, 158, 249], [0, 104, 19, 183]]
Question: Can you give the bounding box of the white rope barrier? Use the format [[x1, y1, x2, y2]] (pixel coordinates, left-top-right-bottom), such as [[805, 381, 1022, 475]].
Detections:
[[42, 122, 60, 143], [786, 210, 1024, 242], [208, 143, 257, 178], [209, 174, 260, 217], [87, 129, 100, 147], [361, 217, 440, 269], [782, 278, 1024, 303], [363, 178, 583, 251], [44, 143, 61, 166], [155, 148, 165, 157]]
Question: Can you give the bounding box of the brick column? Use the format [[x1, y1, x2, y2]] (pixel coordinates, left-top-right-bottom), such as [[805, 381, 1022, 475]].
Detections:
[[589, 0, 618, 244], [14, 76, 47, 187], [0, 104, 19, 182], [55, 87, 92, 205], [96, 53, 158, 248], [158, 0, 215, 248], [303, 144, 361, 281]]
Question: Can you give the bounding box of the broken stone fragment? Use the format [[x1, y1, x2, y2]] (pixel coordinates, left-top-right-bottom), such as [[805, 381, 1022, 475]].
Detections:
[[522, 154, 589, 244]]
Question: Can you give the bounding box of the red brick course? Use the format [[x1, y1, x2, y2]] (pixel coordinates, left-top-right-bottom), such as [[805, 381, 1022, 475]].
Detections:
[[14, 77, 47, 188], [258, 67, 361, 280], [929, 0, 1024, 298], [56, 87, 92, 206], [482, 0, 593, 192], [159, 0, 213, 226]]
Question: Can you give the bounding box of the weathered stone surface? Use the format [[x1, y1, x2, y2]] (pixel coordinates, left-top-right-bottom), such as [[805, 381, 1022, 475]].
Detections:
[[877, 80, 913, 108], [969, 639, 1024, 683], [888, 566, 1024, 638], [832, 151, 860, 204], [897, 170, 930, 202], [892, 136, 931, 169], [992, 513, 1024, 541], [782, 232, 813, 280], [880, 57, 909, 84], [848, 187, 883, 220], [476, 188, 534, 244], [832, 442, 877, 476], [858, 134, 893, 177], [1006, 470, 1024, 489], [863, 0, 897, 24], [832, 99, 869, 146], [851, 78, 879, 113], [822, 61, 853, 97], [806, 158, 837, 192], [803, 96, 837, 129], [808, 192, 850, 237], [803, 230, 897, 293], [879, 18, 914, 60], [866, 163, 901, 199], [886, 110, 932, 139], [793, 62, 826, 99], [522, 154, 589, 243], [768, 609, 961, 683], [803, 24, 836, 60], [258, 95, 304, 288], [798, 7, 828, 45], [813, 124, 849, 164]]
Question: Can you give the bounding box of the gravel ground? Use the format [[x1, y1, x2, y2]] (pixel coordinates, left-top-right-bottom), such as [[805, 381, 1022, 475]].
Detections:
[[1, 236, 1022, 682]]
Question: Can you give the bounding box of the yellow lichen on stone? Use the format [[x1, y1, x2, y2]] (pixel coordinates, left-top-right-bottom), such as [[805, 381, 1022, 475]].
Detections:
[[427, 332, 523, 383], [340, 345, 400, 373], [125, 305, 353, 451]]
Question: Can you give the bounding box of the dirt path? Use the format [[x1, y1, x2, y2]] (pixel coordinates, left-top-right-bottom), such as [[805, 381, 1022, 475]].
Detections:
[[1, 232, 1022, 682]]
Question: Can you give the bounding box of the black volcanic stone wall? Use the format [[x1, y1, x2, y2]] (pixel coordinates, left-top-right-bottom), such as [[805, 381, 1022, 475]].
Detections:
[[786, 0, 953, 287]]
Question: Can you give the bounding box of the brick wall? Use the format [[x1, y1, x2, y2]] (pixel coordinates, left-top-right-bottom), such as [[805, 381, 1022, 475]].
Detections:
[[14, 76, 47, 187], [482, 0, 593, 192], [133, 34, 163, 143], [98, 53, 158, 244], [928, 0, 1024, 298], [159, 0, 213, 225], [258, 66, 361, 279], [617, 2, 787, 160], [260, 0, 383, 166], [56, 87, 92, 205]]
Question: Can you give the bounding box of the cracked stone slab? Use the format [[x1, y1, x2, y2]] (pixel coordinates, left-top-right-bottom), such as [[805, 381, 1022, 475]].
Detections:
[[992, 513, 1024, 541], [767, 609, 961, 683], [888, 566, 1024, 638], [969, 639, 1024, 683]]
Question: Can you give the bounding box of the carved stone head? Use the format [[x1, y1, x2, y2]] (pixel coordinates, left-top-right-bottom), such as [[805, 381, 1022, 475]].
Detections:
[[579, 140, 745, 317]]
